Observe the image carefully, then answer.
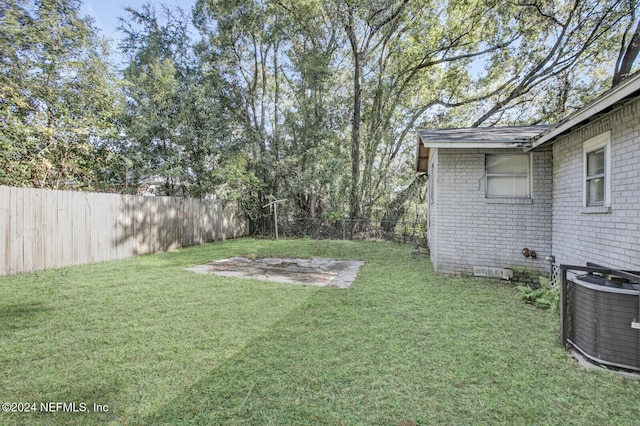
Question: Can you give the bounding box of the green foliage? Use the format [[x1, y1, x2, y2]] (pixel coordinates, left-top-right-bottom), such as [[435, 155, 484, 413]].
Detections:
[[0, 0, 123, 189], [466, 0, 631, 126], [1, 0, 635, 219], [118, 3, 236, 197], [516, 276, 560, 313], [191, 0, 632, 225]]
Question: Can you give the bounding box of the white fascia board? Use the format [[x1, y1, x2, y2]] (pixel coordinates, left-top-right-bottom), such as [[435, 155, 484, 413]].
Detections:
[[420, 141, 530, 149]]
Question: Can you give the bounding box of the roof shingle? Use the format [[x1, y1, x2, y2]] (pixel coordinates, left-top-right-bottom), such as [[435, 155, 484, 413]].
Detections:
[[417, 125, 551, 145]]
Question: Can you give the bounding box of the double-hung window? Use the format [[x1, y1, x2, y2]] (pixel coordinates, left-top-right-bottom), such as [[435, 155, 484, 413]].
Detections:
[[486, 154, 530, 198], [583, 132, 611, 207]]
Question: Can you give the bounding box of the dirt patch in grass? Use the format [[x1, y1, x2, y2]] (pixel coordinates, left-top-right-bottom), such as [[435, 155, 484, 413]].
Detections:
[[187, 257, 365, 288]]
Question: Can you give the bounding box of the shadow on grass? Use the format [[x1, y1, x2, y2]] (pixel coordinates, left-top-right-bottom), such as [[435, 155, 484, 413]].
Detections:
[[139, 299, 336, 425], [0, 302, 51, 337]]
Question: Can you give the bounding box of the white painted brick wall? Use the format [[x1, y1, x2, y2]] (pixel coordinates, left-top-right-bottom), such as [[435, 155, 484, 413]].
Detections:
[[430, 147, 553, 275], [428, 149, 439, 268], [552, 100, 640, 270]]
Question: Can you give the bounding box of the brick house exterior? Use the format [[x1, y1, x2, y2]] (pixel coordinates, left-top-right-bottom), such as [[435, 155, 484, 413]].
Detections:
[[418, 74, 640, 278], [547, 89, 640, 269]]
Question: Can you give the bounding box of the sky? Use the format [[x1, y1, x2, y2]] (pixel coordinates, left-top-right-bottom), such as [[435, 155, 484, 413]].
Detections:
[[80, 0, 197, 66]]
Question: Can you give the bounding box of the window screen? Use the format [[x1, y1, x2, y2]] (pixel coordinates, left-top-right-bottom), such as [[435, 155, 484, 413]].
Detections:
[[586, 147, 605, 206], [486, 154, 530, 198]]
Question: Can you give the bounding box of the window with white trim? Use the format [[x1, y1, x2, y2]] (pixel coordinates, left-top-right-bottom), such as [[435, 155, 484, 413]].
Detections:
[[485, 154, 530, 198], [583, 132, 611, 207]]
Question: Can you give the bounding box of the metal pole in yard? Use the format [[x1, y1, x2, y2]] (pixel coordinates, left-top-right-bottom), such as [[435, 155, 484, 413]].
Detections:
[[262, 197, 287, 240], [274, 201, 278, 239]]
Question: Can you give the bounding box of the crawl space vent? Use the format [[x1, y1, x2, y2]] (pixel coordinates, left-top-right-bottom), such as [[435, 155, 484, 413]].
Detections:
[[474, 266, 513, 280]]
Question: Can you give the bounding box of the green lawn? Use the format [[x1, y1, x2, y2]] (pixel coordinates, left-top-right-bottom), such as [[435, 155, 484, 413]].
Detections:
[[1, 238, 639, 425]]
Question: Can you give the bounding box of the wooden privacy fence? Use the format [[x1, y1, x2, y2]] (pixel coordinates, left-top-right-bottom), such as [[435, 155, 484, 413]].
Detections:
[[0, 185, 248, 276]]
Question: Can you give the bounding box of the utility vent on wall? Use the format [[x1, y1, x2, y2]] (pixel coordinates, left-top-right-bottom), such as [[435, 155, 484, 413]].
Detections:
[[474, 266, 513, 280]]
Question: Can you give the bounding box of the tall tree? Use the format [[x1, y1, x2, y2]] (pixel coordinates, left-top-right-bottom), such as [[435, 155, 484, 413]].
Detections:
[[273, 0, 348, 219], [186, 0, 633, 231], [469, 0, 632, 126], [0, 0, 122, 189], [328, 0, 517, 221], [337, 0, 411, 226], [194, 0, 289, 225], [119, 3, 234, 197]]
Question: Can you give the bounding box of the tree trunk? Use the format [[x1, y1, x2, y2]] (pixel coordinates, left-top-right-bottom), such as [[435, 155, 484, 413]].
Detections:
[[273, 41, 281, 195], [613, 17, 640, 86], [350, 50, 362, 225], [310, 192, 317, 219], [381, 173, 428, 232], [346, 9, 361, 230]]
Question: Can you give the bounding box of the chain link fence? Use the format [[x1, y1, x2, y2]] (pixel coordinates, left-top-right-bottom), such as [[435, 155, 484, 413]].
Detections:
[[252, 215, 428, 246]]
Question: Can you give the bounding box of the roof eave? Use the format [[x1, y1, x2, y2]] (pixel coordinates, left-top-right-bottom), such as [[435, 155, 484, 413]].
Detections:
[[419, 141, 531, 149]]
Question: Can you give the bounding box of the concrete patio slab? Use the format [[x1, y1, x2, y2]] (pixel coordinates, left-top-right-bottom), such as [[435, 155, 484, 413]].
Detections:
[[187, 257, 365, 288]]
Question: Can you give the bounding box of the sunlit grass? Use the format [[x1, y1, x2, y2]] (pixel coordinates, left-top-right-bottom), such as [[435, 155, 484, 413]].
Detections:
[[1, 238, 639, 425]]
